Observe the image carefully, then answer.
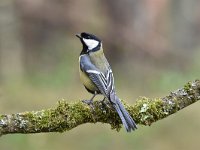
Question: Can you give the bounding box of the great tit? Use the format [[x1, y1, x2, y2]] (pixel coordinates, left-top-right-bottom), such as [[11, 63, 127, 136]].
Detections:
[[76, 32, 137, 132]]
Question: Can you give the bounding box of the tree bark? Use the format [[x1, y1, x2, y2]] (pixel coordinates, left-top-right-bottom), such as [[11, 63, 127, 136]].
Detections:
[[0, 80, 200, 136]]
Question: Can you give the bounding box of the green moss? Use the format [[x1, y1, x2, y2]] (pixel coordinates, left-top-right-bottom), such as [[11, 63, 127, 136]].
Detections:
[[131, 97, 177, 126], [184, 81, 192, 92], [22, 80, 197, 132], [0, 115, 4, 135], [52, 100, 102, 132], [21, 100, 89, 133], [0, 115, 3, 120], [1, 80, 199, 135]]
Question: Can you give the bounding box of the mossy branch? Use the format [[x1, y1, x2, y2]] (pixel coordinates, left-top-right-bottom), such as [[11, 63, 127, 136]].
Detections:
[[0, 80, 200, 136]]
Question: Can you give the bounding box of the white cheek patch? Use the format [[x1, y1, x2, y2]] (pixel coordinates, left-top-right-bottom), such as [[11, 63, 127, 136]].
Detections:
[[83, 38, 99, 50]]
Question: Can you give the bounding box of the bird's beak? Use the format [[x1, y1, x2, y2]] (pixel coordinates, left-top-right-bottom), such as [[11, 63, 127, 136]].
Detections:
[[76, 34, 81, 39]]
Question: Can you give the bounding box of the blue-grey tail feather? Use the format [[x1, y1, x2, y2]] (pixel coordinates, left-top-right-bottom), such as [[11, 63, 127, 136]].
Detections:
[[112, 96, 137, 132]]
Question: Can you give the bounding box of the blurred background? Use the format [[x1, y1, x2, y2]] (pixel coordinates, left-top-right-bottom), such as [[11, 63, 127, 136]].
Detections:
[[0, 0, 200, 149]]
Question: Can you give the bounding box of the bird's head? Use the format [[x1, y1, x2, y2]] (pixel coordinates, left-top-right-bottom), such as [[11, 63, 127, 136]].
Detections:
[[76, 32, 102, 53]]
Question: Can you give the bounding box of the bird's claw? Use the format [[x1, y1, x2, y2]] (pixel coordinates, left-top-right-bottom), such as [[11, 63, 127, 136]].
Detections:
[[82, 99, 95, 109], [99, 98, 112, 112], [82, 99, 96, 121]]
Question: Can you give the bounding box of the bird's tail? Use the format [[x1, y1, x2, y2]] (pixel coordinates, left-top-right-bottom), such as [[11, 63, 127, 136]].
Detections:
[[110, 92, 137, 132]]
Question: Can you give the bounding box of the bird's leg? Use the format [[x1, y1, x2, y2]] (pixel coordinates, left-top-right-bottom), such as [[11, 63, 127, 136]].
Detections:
[[82, 92, 97, 109], [100, 97, 112, 111], [82, 92, 97, 121]]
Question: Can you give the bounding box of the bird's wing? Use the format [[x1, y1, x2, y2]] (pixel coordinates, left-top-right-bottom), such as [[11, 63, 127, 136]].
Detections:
[[80, 55, 114, 97]]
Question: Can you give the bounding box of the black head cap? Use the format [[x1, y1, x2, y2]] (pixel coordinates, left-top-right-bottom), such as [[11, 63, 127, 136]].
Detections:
[[76, 32, 101, 54], [79, 32, 101, 41]]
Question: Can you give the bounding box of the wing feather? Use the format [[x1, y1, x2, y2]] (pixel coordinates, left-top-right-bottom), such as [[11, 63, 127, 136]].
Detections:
[[80, 55, 115, 97]]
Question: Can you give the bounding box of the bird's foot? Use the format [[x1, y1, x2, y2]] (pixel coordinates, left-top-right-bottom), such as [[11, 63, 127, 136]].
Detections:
[[82, 99, 97, 121], [99, 98, 112, 112], [82, 99, 95, 109]]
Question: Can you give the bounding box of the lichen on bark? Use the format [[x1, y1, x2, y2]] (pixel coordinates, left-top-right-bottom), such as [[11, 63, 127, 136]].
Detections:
[[0, 80, 200, 136]]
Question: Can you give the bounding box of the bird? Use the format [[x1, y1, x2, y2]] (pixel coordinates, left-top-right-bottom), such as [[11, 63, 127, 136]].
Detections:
[[76, 32, 137, 132]]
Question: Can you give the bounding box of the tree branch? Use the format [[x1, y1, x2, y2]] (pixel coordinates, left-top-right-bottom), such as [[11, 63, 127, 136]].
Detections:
[[0, 80, 200, 136]]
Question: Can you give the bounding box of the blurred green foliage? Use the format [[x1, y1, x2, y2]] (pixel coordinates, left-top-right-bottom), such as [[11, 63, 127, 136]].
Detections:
[[0, 0, 200, 150]]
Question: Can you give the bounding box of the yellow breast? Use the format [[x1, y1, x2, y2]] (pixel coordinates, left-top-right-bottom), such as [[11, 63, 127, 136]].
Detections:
[[79, 67, 98, 92]]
